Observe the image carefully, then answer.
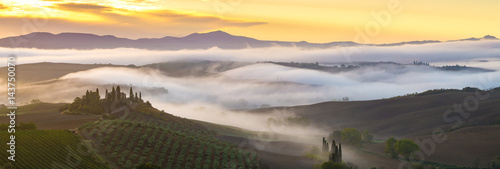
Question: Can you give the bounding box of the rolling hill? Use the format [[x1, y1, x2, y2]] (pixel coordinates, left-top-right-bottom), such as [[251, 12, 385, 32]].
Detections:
[[0, 31, 496, 50], [0, 62, 125, 84], [247, 88, 500, 168], [0, 87, 267, 169], [365, 125, 500, 168], [0, 61, 498, 168], [78, 102, 262, 169], [0, 102, 102, 130], [0, 31, 358, 50], [251, 89, 500, 138]]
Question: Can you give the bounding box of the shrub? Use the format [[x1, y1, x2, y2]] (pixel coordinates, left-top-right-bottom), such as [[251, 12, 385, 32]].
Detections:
[[395, 139, 420, 160], [385, 137, 398, 158]]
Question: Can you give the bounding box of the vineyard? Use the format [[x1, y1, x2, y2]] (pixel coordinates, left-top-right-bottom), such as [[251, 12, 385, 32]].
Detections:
[[79, 102, 263, 169], [0, 130, 108, 169]]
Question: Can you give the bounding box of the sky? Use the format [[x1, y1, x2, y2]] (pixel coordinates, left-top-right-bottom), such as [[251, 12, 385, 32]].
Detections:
[[0, 0, 499, 43]]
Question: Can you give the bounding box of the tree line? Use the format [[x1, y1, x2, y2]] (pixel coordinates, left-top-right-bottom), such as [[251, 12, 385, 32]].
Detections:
[[328, 128, 373, 147], [60, 86, 145, 115]]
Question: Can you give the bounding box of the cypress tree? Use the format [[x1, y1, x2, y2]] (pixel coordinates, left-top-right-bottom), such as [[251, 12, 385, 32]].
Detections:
[[85, 90, 90, 104], [339, 143, 342, 162], [116, 86, 121, 100], [111, 86, 116, 101], [96, 88, 100, 99], [105, 89, 108, 101], [129, 87, 133, 100], [135, 92, 138, 102], [139, 92, 142, 101]]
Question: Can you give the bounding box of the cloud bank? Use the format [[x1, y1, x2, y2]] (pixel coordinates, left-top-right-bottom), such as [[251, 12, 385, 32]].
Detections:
[[0, 40, 498, 70], [38, 62, 497, 134]]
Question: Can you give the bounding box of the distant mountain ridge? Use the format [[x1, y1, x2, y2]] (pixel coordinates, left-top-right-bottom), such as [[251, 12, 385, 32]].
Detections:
[[0, 31, 497, 50]]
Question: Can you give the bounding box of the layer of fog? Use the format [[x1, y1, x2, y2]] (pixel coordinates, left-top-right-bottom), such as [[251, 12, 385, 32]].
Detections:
[[0, 39, 498, 70], [55, 64, 500, 107], [34, 63, 495, 134], [0, 40, 498, 153]]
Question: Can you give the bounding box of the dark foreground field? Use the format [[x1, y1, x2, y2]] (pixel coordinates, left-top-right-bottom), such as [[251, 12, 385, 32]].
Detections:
[[0, 103, 101, 129]]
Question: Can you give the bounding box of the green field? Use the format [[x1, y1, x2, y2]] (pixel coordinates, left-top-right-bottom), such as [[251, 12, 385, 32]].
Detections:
[[0, 130, 108, 169], [79, 105, 262, 169]]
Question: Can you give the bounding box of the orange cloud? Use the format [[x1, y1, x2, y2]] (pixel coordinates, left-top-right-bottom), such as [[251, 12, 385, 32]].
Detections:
[[0, 3, 8, 10], [57, 3, 111, 11], [50, 2, 266, 28], [0, 2, 267, 39], [0, 1, 267, 39]]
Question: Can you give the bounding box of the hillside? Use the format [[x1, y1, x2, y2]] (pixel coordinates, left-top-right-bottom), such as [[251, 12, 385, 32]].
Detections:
[[0, 62, 125, 84], [0, 102, 101, 130], [0, 86, 267, 169], [364, 125, 500, 168], [247, 88, 500, 168], [78, 100, 262, 169], [0, 130, 108, 168], [251, 89, 500, 138], [63, 86, 266, 169]]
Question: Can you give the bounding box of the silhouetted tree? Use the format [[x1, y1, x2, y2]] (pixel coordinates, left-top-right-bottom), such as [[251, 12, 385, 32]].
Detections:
[[111, 86, 116, 101], [130, 87, 134, 101], [105, 89, 109, 102], [70, 97, 82, 112], [85, 90, 90, 104], [116, 86, 121, 100], [96, 88, 100, 99]]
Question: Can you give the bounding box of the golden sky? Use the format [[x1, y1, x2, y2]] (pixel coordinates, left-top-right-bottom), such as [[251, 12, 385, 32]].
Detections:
[[0, 0, 499, 43]]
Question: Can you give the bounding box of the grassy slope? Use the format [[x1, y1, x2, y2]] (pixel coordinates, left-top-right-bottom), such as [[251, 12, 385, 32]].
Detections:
[[364, 125, 500, 168], [250, 91, 500, 168], [252, 91, 500, 137], [0, 62, 125, 84], [0, 103, 101, 130], [0, 130, 108, 168], [0, 101, 264, 169], [79, 102, 262, 169]]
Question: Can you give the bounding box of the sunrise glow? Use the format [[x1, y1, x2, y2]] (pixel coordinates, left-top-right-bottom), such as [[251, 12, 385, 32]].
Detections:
[[0, 0, 498, 43]]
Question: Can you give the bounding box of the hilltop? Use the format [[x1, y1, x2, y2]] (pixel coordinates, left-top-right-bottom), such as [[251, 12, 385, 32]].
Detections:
[[0, 31, 496, 50]]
